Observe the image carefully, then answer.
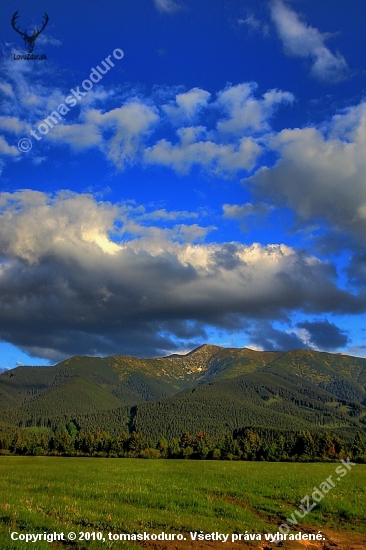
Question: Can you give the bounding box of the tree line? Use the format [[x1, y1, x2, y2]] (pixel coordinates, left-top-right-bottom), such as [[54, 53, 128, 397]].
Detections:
[[0, 424, 365, 463]]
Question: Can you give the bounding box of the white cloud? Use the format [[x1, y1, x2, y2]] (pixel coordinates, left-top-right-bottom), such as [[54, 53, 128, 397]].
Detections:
[[216, 82, 294, 135], [138, 208, 198, 222], [0, 117, 28, 134], [38, 102, 159, 168], [0, 190, 121, 263], [238, 14, 270, 37], [0, 81, 14, 98], [144, 83, 292, 175], [0, 136, 19, 156], [154, 0, 181, 13], [163, 88, 211, 124], [0, 59, 293, 175], [269, 0, 348, 82], [145, 128, 262, 175], [93, 103, 159, 167], [249, 101, 366, 246], [44, 123, 101, 149], [36, 34, 62, 48]]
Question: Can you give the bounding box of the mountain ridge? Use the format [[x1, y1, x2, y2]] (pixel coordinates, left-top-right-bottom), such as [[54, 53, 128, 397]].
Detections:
[[1, 346, 366, 437]]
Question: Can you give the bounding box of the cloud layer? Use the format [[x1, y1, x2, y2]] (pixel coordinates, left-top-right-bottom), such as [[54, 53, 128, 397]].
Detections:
[[0, 61, 293, 175], [0, 190, 363, 360]]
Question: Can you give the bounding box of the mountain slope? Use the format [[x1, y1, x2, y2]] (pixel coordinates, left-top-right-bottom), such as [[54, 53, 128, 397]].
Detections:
[[131, 369, 366, 440], [0, 346, 366, 436], [261, 349, 366, 403]]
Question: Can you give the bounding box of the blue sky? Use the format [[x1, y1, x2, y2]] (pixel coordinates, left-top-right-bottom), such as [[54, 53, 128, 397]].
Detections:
[[0, 0, 366, 368]]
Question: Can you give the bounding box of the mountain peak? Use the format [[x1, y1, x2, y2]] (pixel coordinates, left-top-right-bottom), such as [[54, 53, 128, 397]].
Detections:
[[187, 344, 223, 356]]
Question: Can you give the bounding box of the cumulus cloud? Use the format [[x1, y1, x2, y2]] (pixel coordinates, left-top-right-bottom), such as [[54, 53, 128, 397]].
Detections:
[[0, 136, 19, 156], [145, 128, 262, 175], [48, 102, 160, 168], [0, 70, 293, 176], [1, 46, 289, 176], [144, 83, 292, 175], [0, 54, 160, 169], [0, 116, 29, 134], [269, 0, 348, 82], [162, 88, 211, 124], [1, 84, 159, 169], [216, 83, 294, 135], [249, 101, 366, 248], [0, 190, 363, 360]]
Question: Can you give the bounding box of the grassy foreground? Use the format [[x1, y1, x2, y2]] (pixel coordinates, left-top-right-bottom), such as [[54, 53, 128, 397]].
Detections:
[[0, 457, 365, 549]]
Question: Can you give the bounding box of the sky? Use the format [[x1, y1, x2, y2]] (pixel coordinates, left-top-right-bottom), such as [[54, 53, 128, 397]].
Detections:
[[0, 0, 366, 368]]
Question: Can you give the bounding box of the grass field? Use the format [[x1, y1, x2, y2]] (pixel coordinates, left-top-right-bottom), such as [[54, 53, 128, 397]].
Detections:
[[0, 457, 365, 549]]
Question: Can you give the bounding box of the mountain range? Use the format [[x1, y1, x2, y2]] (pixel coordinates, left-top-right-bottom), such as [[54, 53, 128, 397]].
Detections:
[[1, 345, 366, 439]]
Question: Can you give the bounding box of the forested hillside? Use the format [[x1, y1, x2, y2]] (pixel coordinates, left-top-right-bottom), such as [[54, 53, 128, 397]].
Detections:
[[132, 371, 365, 440], [0, 346, 366, 460]]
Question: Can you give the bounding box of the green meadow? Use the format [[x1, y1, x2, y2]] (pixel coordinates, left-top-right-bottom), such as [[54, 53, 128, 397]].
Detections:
[[0, 457, 365, 549]]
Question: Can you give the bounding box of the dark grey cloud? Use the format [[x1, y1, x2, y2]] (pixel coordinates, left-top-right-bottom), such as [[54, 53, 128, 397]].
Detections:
[[222, 202, 273, 232], [0, 191, 363, 361], [211, 243, 243, 271], [297, 319, 349, 350], [347, 252, 366, 287], [247, 321, 307, 352]]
